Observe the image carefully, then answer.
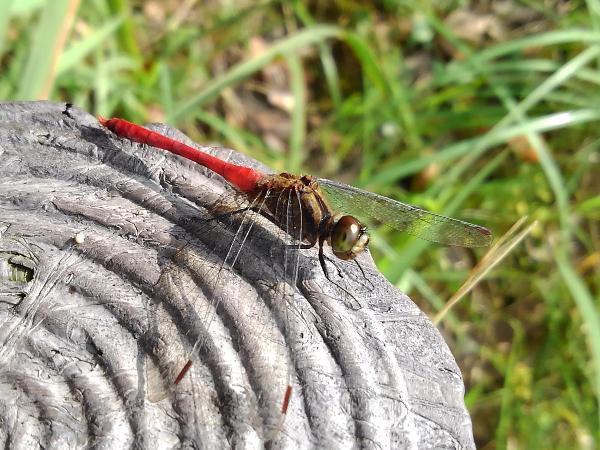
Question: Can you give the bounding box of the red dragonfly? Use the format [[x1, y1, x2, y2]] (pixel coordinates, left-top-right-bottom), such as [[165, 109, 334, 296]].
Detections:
[[99, 117, 491, 261], [99, 116, 491, 425]]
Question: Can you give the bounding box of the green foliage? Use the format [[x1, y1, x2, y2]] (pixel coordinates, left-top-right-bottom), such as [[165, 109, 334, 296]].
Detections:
[[1, 1, 598, 447]]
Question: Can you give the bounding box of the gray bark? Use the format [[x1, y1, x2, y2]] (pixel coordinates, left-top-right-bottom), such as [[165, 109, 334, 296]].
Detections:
[[0, 101, 475, 449]]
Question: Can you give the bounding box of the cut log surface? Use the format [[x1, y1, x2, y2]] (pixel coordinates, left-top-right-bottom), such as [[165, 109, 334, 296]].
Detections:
[[0, 101, 475, 449]]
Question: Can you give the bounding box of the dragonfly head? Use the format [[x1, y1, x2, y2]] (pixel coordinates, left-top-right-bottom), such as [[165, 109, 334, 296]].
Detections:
[[330, 215, 369, 260]]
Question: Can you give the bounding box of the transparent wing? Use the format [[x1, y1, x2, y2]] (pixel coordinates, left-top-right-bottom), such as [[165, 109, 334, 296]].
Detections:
[[318, 178, 492, 248]]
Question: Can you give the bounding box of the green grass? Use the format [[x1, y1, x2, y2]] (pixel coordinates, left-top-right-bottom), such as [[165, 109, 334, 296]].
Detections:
[[1, 1, 598, 448]]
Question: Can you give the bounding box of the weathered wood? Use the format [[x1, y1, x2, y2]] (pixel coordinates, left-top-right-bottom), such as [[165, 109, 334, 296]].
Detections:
[[0, 101, 475, 449]]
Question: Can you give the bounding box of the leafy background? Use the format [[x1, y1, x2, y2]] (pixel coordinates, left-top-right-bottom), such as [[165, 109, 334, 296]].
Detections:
[[1, 0, 598, 448]]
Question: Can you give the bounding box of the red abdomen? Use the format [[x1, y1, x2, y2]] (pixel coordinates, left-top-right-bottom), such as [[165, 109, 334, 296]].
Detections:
[[99, 117, 264, 193]]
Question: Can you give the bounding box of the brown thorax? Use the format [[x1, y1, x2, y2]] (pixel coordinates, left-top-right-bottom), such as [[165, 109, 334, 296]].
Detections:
[[251, 173, 369, 261]]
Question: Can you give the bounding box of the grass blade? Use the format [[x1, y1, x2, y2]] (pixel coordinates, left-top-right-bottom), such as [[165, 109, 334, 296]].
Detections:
[[554, 246, 600, 430], [0, 0, 16, 57], [371, 109, 600, 186], [16, 0, 79, 100], [169, 25, 345, 122], [286, 54, 306, 173], [56, 16, 122, 76]]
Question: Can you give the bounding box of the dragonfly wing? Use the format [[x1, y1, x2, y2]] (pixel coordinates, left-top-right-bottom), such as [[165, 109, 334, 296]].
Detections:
[[318, 178, 492, 247]]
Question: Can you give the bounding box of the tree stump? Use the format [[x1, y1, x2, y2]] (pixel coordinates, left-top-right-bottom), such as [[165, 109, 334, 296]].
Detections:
[[0, 101, 475, 449]]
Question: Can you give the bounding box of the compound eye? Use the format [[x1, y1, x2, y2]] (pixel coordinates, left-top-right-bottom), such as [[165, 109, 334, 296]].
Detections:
[[331, 216, 363, 258]]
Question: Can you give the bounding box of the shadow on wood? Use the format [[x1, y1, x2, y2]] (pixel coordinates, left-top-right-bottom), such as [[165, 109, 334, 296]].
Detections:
[[0, 101, 475, 449]]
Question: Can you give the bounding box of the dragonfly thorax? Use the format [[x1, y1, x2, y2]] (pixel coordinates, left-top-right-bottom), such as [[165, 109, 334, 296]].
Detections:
[[251, 173, 370, 261], [252, 173, 330, 245]]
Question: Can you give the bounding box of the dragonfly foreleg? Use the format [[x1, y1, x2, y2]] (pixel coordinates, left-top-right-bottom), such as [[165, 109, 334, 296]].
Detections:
[[316, 229, 344, 281], [318, 237, 330, 280]]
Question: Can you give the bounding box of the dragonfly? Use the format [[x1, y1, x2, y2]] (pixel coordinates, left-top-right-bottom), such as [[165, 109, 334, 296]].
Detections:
[[99, 117, 491, 262], [99, 116, 491, 435]]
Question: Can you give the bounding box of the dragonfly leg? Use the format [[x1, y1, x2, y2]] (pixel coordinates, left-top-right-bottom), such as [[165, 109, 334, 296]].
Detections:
[[315, 237, 363, 309], [354, 259, 375, 291], [317, 237, 332, 281], [323, 253, 344, 278], [317, 238, 345, 281]]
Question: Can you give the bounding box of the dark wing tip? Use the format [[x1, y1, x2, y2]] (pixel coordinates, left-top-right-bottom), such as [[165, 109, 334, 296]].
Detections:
[[472, 225, 493, 246], [477, 225, 492, 236]]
